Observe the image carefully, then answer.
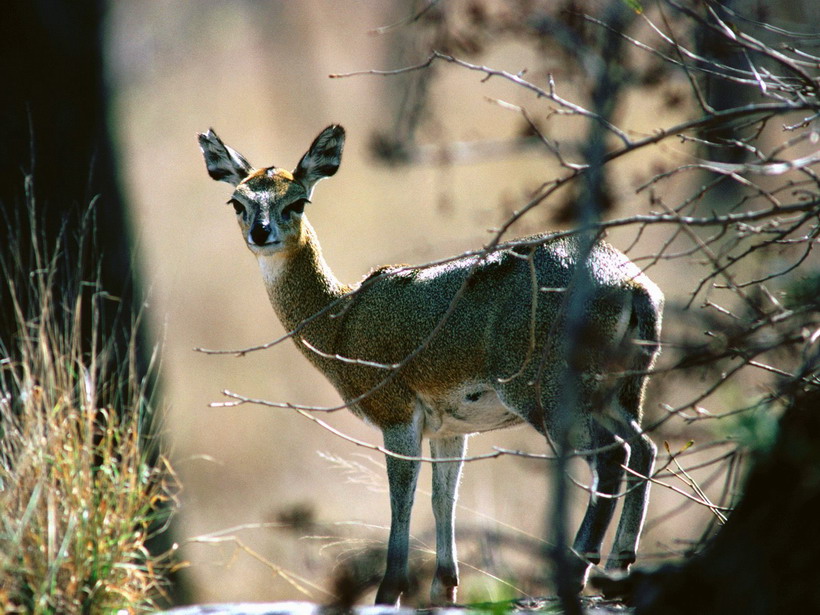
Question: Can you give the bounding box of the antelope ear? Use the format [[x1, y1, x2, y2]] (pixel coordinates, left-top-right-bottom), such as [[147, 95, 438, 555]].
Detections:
[[293, 125, 345, 196], [198, 129, 254, 186]]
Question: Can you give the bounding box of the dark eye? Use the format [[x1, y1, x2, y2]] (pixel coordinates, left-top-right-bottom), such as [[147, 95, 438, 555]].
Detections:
[[228, 198, 245, 215], [282, 198, 308, 220]]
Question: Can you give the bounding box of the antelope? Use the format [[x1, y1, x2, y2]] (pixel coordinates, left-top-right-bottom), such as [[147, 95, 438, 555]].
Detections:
[[198, 125, 663, 606]]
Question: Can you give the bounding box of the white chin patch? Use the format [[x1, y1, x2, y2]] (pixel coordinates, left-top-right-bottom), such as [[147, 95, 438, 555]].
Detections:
[[258, 252, 287, 285]]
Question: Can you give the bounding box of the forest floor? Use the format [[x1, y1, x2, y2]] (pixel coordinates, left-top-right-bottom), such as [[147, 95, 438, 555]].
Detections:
[[157, 595, 633, 615]]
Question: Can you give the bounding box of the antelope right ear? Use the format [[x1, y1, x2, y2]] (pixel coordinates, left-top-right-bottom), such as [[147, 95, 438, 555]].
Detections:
[[198, 129, 254, 186]]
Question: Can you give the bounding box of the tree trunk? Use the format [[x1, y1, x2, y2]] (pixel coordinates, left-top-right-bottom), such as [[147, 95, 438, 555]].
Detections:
[[0, 0, 134, 342], [596, 382, 820, 614], [0, 0, 188, 605]]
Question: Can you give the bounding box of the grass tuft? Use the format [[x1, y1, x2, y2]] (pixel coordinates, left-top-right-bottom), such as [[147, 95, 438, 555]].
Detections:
[[0, 196, 176, 614]]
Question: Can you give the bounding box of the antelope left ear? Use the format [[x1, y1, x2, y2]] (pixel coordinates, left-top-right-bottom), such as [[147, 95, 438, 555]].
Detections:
[[198, 129, 254, 186], [293, 125, 345, 195]]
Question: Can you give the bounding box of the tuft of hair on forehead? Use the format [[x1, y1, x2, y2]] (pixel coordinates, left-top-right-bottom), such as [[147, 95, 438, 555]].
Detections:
[[269, 168, 294, 181], [243, 167, 292, 182]]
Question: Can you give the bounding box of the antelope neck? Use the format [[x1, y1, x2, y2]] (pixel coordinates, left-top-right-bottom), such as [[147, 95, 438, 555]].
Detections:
[[257, 218, 349, 339]]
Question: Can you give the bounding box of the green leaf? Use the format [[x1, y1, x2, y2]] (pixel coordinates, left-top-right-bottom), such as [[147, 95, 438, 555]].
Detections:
[[621, 0, 643, 14]]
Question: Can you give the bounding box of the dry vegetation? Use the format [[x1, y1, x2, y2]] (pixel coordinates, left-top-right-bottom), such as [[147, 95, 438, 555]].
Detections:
[[0, 203, 176, 613]]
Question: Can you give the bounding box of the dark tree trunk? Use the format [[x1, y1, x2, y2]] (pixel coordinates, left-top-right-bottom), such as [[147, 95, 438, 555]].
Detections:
[[0, 0, 188, 605], [0, 0, 134, 351], [694, 0, 750, 206], [596, 382, 820, 614]]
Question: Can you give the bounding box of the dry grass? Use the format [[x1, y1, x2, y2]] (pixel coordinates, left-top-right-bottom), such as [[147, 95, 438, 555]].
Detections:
[[0, 202, 176, 613]]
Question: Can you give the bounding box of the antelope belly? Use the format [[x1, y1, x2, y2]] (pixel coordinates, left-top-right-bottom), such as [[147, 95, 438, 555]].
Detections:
[[418, 384, 524, 438]]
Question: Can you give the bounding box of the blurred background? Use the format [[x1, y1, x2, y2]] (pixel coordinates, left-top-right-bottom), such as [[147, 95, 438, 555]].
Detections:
[[4, 0, 816, 608]]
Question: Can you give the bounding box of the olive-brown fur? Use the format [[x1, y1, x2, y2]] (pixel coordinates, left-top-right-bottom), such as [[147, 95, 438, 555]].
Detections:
[[198, 125, 663, 606]]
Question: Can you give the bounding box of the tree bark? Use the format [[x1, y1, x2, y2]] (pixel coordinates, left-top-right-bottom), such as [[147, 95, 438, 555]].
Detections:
[[0, 0, 188, 605], [596, 381, 820, 614], [0, 0, 136, 354]]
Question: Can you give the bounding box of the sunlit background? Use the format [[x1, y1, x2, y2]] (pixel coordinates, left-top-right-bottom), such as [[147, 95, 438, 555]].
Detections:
[[105, 1, 731, 605]]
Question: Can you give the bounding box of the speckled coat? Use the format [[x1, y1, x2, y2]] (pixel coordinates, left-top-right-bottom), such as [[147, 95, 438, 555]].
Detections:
[[199, 124, 664, 606]]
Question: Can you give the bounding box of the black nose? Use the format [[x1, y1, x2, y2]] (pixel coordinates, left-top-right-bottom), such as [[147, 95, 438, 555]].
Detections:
[[250, 223, 271, 246]]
